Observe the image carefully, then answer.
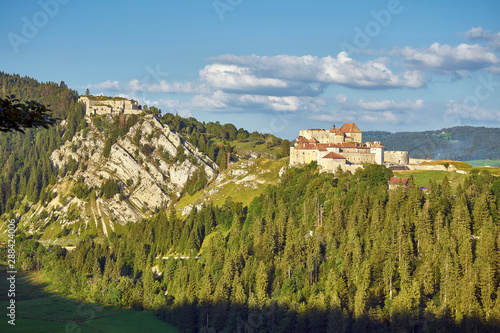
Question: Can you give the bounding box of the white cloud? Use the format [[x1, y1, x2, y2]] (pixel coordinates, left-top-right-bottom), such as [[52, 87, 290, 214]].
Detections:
[[83, 79, 209, 95], [465, 27, 489, 39], [394, 42, 499, 75], [312, 96, 424, 125], [487, 66, 500, 74], [465, 27, 500, 50], [335, 95, 424, 111], [84, 80, 122, 91], [157, 98, 192, 117], [203, 52, 425, 94], [200, 64, 288, 91], [335, 94, 348, 103], [318, 53, 424, 88], [82, 52, 430, 117], [355, 98, 423, 111], [156, 89, 326, 114], [126, 79, 209, 94], [446, 100, 500, 121], [312, 109, 404, 125], [311, 111, 342, 123], [359, 111, 400, 124], [189, 90, 326, 112]]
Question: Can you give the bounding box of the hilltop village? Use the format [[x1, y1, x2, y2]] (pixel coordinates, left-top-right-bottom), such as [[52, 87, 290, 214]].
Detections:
[[290, 123, 409, 173]]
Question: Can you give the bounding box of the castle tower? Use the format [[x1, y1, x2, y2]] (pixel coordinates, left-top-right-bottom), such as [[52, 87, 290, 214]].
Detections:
[[340, 123, 362, 143]]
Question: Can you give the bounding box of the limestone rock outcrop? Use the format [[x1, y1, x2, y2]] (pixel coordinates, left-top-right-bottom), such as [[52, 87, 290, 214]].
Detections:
[[48, 114, 217, 229]]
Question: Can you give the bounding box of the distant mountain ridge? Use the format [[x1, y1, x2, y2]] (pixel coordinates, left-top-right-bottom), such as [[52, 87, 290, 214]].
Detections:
[[364, 126, 500, 161]]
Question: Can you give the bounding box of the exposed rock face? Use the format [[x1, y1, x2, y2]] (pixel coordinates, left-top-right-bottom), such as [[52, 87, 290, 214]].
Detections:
[[49, 114, 216, 227], [278, 166, 288, 178]]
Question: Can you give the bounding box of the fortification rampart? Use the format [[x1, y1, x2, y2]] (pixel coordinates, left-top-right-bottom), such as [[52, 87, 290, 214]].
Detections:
[[407, 165, 447, 171], [384, 151, 409, 165], [290, 123, 408, 173], [79, 96, 142, 116]]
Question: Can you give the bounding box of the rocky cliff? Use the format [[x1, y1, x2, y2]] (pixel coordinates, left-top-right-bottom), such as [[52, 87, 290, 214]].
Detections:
[[22, 114, 217, 240]]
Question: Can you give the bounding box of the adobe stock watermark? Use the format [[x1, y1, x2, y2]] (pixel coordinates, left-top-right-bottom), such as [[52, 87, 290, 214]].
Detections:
[[443, 73, 499, 126], [133, 64, 170, 107], [213, 0, 243, 21], [339, 0, 408, 55], [236, 303, 277, 333], [7, 0, 70, 54], [62, 303, 104, 333], [6, 219, 17, 326], [259, 109, 294, 137]]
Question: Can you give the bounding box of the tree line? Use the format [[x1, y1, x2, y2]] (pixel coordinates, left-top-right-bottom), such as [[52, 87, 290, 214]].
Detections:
[[8, 163, 500, 332], [0, 72, 85, 216], [364, 126, 500, 161], [160, 113, 292, 172]]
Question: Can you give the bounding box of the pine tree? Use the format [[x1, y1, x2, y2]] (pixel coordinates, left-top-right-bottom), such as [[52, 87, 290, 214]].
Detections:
[[255, 261, 268, 308], [476, 214, 497, 319]]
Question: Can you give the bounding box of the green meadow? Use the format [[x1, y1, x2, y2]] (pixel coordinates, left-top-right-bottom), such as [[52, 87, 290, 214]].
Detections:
[[0, 264, 179, 333]]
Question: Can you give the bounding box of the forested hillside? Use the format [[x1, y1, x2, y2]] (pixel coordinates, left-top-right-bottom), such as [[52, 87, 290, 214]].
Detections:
[[3, 71, 500, 332], [159, 112, 291, 169], [8, 164, 500, 332], [364, 127, 500, 161], [0, 72, 85, 216], [0, 72, 291, 240]]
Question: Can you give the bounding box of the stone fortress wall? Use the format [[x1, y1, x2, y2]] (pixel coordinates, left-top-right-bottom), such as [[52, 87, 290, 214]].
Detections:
[[79, 96, 143, 116], [384, 150, 410, 165], [290, 123, 409, 173]]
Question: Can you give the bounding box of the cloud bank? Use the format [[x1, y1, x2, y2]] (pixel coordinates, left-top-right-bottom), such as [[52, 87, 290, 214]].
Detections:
[[393, 42, 499, 76]]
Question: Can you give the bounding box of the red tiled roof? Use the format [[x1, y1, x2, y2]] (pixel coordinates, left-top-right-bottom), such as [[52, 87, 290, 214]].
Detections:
[[337, 142, 357, 148], [388, 177, 409, 186], [295, 142, 372, 150], [330, 128, 344, 135], [323, 152, 345, 159], [295, 136, 322, 144], [367, 142, 386, 149], [295, 143, 328, 150], [340, 122, 361, 133]]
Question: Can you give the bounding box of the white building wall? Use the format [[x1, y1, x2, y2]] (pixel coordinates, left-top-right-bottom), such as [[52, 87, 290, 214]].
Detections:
[[370, 147, 385, 165], [384, 151, 409, 165]]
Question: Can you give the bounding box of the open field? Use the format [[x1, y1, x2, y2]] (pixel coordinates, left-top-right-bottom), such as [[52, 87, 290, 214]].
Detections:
[[0, 264, 178, 333], [465, 159, 500, 168], [418, 160, 474, 170], [393, 170, 468, 188]]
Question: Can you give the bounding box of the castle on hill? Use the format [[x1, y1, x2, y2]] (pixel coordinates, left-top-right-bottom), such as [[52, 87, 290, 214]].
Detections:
[[78, 96, 143, 116], [290, 123, 408, 173]]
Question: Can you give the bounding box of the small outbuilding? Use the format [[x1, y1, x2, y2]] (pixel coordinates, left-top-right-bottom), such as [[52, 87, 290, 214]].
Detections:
[[388, 177, 409, 190]]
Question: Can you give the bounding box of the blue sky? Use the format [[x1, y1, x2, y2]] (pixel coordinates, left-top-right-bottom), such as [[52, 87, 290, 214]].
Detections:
[[1, 0, 500, 139]]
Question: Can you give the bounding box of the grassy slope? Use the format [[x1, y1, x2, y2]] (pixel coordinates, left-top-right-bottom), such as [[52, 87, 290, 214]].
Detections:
[[0, 264, 178, 333], [394, 170, 468, 188], [176, 157, 288, 216], [418, 160, 500, 176], [394, 159, 500, 187], [231, 140, 283, 158]]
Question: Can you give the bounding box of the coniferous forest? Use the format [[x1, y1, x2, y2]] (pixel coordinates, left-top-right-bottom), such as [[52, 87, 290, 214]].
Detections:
[[364, 128, 500, 161], [10, 163, 500, 332], [0, 72, 85, 216], [2, 72, 500, 332]]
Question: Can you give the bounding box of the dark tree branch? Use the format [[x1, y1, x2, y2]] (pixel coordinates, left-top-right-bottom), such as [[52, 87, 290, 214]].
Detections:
[[0, 94, 57, 133]]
